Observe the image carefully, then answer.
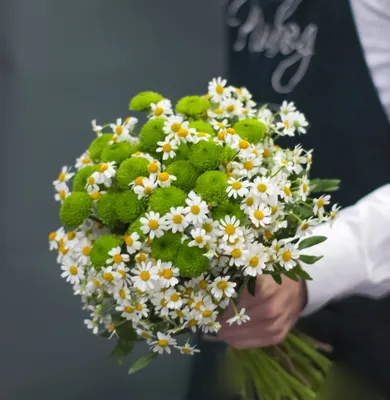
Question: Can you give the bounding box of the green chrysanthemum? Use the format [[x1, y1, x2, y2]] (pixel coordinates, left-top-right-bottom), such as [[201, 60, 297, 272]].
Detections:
[[129, 91, 164, 111], [88, 134, 113, 162], [115, 190, 144, 223], [195, 171, 228, 205], [116, 157, 149, 189], [175, 96, 211, 119], [221, 146, 237, 164], [151, 231, 181, 262], [162, 143, 189, 166], [139, 118, 166, 154], [174, 241, 209, 278], [96, 192, 119, 227], [128, 215, 146, 241], [148, 186, 187, 215], [165, 160, 200, 192], [188, 120, 215, 136], [101, 142, 138, 165], [90, 234, 124, 269], [212, 202, 246, 224], [60, 192, 93, 228], [188, 140, 224, 171], [233, 119, 266, 144], [72, 165, 98, 192]]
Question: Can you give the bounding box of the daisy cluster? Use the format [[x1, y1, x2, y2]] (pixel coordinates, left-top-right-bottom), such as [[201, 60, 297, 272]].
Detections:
[[50, 78, 338, 359]]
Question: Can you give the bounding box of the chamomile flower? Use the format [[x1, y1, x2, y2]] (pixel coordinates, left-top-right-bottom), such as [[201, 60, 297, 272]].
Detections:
[[165, 206, 188, 233], [136, 328, 154, 344], [218, 215, 242, 242], [209, 276, 237, 301], [54, 183, 70, 202], [188, 228, 211, 249], [84, 318, 99, 335], [85, 172, 100, 194], [110, 118, 130, 141], [140, 211, 167, 239], [252, 176, 275, 200], [208, 77, 230, 102], [278, 243, 299, 271], [124, 232, 142, 254], [116, 302, 138, 321], [299, 176, 310, 201], [61, 257, 85, 285], [131, 261, 159, 291], [54, 166, 74, 189], [226, 177, 250, 199], [156, 138, 178, 160], [243, 245, 268, 277], [147, 159, 162, 176], [211, 118, 230, 132], [240, 193, 257, 213], [106, 246, 130, 267], [297, 218, 317, 236], [221, 98, 243, 117], [151, 291, 170, 317], [258, 107, 274, 125], [171, 127, 196, 144], [158, 261, 180, 288], [329, 204, 341, 225], [280, 182, 294, 203], [280, 101, 296, 115], [74, 237, 93, 266], [277, 113, 296, 137], [163, 115, 188, 136], [101, 266, 120, 285], [151, 332, 177, 354], [234, 156, 262, 178], [113, 285, 131, 304], [156, 171, 177, 188], [150, 99, 173, 119], [223, 242, 249, 267], [227, 308, 250, 326], [249, 204, 272, 228], [293, 111, 309, 134], [48, 227, 65, 251], [165, 289, 183, 309], [185, 191, 209, 224], [133, 176, 157, 199], [75, 151, 93, 169], [291, 146, 308, 174], [175, 343, 201, 355], [190, 131, 210, 144], [134, 297, 149, 318], [91, 119, 103, 135], [95, 162, 116, 186], [116, 264, 131, 285], [313, 195, 331, 217], [199, 301, 218, 323]]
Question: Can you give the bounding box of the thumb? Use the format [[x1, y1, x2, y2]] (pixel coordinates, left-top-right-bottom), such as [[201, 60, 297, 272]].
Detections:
[[256, 274, 278, 299]]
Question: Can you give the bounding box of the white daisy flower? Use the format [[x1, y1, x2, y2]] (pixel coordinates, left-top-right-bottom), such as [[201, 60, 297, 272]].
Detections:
[[280, 101, 296, 115], [209, 276, 237, 301], [243, 245, 269, 277], [151, 332, 177, 355], [234, 156, 262, 178], [223, 241, 249, 267], [226, 177, 250, 199], [199, 302, 218, 324], [329, 204, 341, 225], [101, 266, 120, 285], [210, 118, 230, 132], [165, 288, 183, 309], [165, 206, 188, 233], [277, 113, 296, 137], [136, 328, 154, 344], [278, 243, 300, 271], [157, 171, 177, 188], [113, 285, 131, 304], [48, 228, 65, 251], [150, 99, 173, 119], [61, 257, 85, 285], [131, 261, 159, 291], [106, 246, 130, 267], [54, 182, 70, 202], [240, 193, 257, 213], [170, 309, 186, 324], [134, 297, 149, 318], [109, 117, 130, 141], [85, 172, 100, 194], [291, 146, 308, 174], [185, 191, 209, 224], [227, 308, 250, 326], [75, 151, 93, 169], [175, 343, 201, 355], [54, 166, 74, 190], [91, 119, 103, 135], [170, 126, 196, 144], [313, 195, 331, 217], [123, 116, 138, 130], [201, 321, 221, 335], [116, 264, 131, 285], [221, 98, 243, 117], [299, 176, 310, 201], [197, 218, 219, 239], [252, 176, 275, 200], [158, 261, 180, 288], [156, 138, 178, 160], [188, 228, 211, 249], [115, 302, 139, 321], [297, 218, 317, 236], [163, 115, 188, 135], [280, 182, 294, 203], [249, 204, 272, 228], [151, 291, 170, 317], [208, 77, 230, 102], [257, 107, 274, 125], [124, 232, 142, 254], [218, 215, 242, 242], [147, 159, 162, 176], [292, 111, 308, 134], [190, 130, 211, 144], [140, 211, 167, 239], [133, 176, 158, 199], [84, 318, 99, 335], [95, 162, 116, 186], [74, 237, 93, 266]]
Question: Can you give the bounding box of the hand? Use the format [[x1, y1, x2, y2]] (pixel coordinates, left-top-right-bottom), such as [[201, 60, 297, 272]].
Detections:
[[216, 275, 308, 349]]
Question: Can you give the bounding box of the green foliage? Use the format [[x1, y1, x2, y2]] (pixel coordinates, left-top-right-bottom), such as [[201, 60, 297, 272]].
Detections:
[[148, 186, 187, 215], [310, 179, 341, 193], [298, 236, 327, 250], [101, 142, 138, 165], [165, 160, 200, 191], [174, 241, 209, 278], [188, 120, 215, 136], [299, 254, 323, 264], [175, 96, 211, 118], [116, 157, 149, 189], [72, 165, 98, 192], [88, 134, 113, 162], [233, 119, 266, 144], [96, 192, 119, 226], [151, 231, 181, 261], [128, 353, 158, 375], [115, 191, 144, 223], [129, 91, 164, 111], [221, 146, 237, 163], [59, 192, 92, 228], [90, 234, 124, 268], [111, 320, 138, 360], [128, 215, 146, 241], [195, 171, 228, 204], [139, 118, 166, 154], [188, 140, 224, 171], [162, 143, 189, 166], [212, 202, 246, 223]]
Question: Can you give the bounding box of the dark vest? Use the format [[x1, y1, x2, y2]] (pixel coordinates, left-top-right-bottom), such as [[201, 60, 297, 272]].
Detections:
[[188, 0, 390, 397]]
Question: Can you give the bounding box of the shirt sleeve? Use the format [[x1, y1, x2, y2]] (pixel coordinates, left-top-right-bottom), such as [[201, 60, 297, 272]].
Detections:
[[301, 184, 390, 317]]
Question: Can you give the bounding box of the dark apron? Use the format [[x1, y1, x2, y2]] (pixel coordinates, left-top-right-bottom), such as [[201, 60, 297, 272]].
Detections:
[[187, 0, 390, 398]]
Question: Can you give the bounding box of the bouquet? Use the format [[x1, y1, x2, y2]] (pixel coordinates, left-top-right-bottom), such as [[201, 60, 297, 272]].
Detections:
[[49, 78, 340, 399]]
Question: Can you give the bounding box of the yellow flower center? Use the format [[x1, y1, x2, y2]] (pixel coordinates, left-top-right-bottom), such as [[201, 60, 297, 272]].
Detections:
[[214, 108, 223, 115], [232, 181, 242, 190], [197, 132, 206, 137], [124, 306, 134, 314], [199, 279, 208, 289], [119, 289, 126, 299], [115, 126, 123, 135], [225, 224, 236, 235], [158, 339, 169, 347], [263, 148, 272, 157], [144, 186, 152, 195], [195, 236, 204, 244], [257, 183, 267, 193], [136, 253, 147, 263], [113, 254, 123, 263], [202, 223, 213, 233], [125, 117, 132, 125], [158, 172, 169, 182], [243, 108, 248, 114], [246, 197, 254, 206], [99, 163, 108, 173], [227, 128, 236, 134], [232, 248, 242, 258], [178, 128, 188, 138], [125, 235, 134, 246], [202, 310, 212, 318], [148, 220, 159, 230], [271, 206, 278, 215], [283, 120, 289, 129], [69, 266, 78, 275], [162, 143, 172, 153], [103, 272, 114, 282], [254, 210, 264, 221], [170, 293, 180, 302], [91, 191, 102, 200], [173, 214, 183, 224], [154, 106, 164, 116], [265, 230, 273, 240], [58, 172, 66, 182], [82, 157, 90, 164], [171, 123, 181, 132], [134, 176, 144, 186], [284, 186, 291, 196], [302, 183, 308, 193], [216, 85, 224, 95], [217, 122, 225, 129], [243, 160, 254, 170], [191, 205, 200, 215], [217, 281, 228, 290], [163, 269, 173, 279], [249, 256, 259, 268], [140, 271, 150, 281], [135, 303, 143, 311], [217, 131, 226, 141], [58, 246, 68, 255], [161, 298, 168, 307], [141, 332, 150, 339], [148, 163, 159, 174], [239, 140, 249, 149], [282, 250, 292, 262], [82, 246, 91, 256], [88, 176, 95, 185], [108, 323, 115, 332], [227, 171, 234, 178], [49, 232, 56, 241], [236, 87, 242, 94], [301, 223, 310, 231], [317, 199, 325, 208], [227, 104, 235, 113], [188, 319, 198, 327], [59, 190, 66, 200], [93, 279, 101, 288]]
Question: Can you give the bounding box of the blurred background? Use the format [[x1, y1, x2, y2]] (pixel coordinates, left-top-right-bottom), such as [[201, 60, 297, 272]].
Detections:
[[2, 1, 225, 399]]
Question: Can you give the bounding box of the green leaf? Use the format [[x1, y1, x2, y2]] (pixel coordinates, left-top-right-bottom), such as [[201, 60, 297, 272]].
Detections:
[[291, 265, 313, 280], [298, 236, 327, 250], [272, 274, 282, 285], [128, 352, 158, 375], [310, 179, 340, 193], [116, 321, 137, 342], [247, 277, 257, 296], [110, 338, 136, 359], [283, 269, 299, 282], [299, 254, 324, 264]]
